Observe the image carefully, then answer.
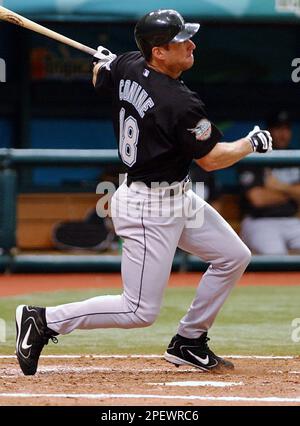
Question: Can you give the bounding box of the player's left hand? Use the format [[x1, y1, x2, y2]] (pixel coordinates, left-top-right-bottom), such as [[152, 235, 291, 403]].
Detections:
[[246, 125, 273, 153], [93, 46, 116, 68]]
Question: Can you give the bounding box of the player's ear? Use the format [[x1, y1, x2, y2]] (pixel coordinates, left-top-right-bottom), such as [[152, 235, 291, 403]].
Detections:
[[152, 46, 166, 60]]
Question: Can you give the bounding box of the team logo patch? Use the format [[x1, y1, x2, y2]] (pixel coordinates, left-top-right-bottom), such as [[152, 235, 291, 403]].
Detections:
[[188, 118, 212, 141]]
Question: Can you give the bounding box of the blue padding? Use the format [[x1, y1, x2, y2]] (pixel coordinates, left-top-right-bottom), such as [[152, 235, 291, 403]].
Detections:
[[31, 119, 115, 149], [32, 166, 101, 186], [0, 119, 12, 148], [215, 121, 261, 187], [30, 119, 116, 186]]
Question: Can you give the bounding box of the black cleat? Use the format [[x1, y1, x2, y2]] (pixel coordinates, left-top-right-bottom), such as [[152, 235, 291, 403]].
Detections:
[[164, 332, 234, 372], [15, 305, 58, 376]]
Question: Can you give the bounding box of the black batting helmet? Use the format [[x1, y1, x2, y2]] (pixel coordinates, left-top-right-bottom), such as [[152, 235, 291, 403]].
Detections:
[[134, 9, 200, 61]]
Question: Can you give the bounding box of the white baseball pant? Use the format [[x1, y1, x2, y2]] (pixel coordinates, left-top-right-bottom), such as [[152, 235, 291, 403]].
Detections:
[[46, 179, 251, 338]]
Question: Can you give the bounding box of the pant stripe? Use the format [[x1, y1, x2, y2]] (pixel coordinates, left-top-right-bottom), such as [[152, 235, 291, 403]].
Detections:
[[134, 202, 146, 313], [47, 202, 147, 325]]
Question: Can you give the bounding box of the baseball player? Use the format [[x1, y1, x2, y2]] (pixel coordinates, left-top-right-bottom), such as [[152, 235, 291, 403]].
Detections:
[[239, 111, 300, 254], [15, 10, 272, 376]]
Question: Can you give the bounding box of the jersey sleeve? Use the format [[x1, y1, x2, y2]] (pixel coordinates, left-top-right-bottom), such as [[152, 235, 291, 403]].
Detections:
[[94, 59, 117, 94], [176, 101, 223, 159]]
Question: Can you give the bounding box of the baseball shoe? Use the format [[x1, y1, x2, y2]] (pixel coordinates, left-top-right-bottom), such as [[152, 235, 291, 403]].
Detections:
[[164, 332, 234, 372], [15, 305, 58, 376]]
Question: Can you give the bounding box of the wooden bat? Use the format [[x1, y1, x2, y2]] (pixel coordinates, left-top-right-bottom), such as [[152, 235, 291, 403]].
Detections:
[[0, 6, 97, 55]]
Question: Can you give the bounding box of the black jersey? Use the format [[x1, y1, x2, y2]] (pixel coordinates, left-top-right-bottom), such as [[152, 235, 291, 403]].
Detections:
[[95, 51, 222, 186]]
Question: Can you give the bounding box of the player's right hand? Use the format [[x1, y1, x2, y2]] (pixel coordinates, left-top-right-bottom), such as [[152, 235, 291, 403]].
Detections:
[[246, 125, 273, 153], [93, 46, 117, 68]]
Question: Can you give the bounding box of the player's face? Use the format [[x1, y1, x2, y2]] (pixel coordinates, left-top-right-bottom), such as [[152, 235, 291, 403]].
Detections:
[[158, 40, 196, 77], [165, 39, 196, 72], [150, 39, 196, 79]]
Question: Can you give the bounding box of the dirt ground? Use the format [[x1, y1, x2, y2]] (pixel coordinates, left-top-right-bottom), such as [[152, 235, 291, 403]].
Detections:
[[1, 356, 300, 406], [1, 272, 299, 406], [0, 271, 299, 297]]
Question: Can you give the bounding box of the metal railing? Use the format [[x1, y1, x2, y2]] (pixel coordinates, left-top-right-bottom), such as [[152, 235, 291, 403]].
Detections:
[[1, 148, 300, 272]]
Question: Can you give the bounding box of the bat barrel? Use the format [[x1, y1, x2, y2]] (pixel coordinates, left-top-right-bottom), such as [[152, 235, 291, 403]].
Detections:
[[0, 6, 97, 56]]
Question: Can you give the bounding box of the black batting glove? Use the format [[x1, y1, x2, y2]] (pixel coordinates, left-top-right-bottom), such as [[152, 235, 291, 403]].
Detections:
[[246, 126, 273, 153]]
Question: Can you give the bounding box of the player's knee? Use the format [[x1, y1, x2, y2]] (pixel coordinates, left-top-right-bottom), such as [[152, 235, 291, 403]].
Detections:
[[233, 244, 251, 269], [133, 311, 158, 328], [137, 315, 157, 328], [239, 244, 251, 265], [224, 242, 251, 271], [119, 314, 155, 329], [139, 318, 156, 328]]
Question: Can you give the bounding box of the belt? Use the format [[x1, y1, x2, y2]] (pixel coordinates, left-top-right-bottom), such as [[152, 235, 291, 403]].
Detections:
[[127, 176, 191, 197]]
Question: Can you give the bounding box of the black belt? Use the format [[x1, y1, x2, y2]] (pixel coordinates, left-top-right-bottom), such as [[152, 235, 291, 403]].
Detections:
[[126, 175, 191, 197], [127, 175, 190, 188]]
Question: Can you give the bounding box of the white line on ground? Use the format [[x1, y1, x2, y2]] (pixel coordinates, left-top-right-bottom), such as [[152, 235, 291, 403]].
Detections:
[[223, 355, 296, 359], [0, 354, 296, 359], [148, 381, 244, 387], [0, 366, 198, 377], [0, 393, 300, 403]]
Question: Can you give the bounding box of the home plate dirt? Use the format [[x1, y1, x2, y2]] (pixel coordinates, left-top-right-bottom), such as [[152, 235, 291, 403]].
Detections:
[[1, 356, 300, 406]]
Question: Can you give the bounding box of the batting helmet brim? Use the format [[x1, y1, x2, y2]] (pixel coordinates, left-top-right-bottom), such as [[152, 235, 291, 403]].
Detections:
[[171, 23, 200, 43]]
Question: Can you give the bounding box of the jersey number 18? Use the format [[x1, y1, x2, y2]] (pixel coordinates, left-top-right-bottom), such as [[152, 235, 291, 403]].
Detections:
[[119, 107, 139, 167]]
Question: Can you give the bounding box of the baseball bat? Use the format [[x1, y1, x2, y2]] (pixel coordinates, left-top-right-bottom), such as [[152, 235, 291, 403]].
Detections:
[[0, 6, 97, 56]]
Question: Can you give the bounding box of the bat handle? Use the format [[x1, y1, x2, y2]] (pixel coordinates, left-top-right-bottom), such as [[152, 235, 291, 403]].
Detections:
[[83, 46, 97, 56]]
